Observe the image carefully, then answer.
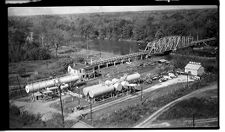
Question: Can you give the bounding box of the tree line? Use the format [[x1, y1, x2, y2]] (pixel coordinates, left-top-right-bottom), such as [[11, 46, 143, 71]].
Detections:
[[8, 8, 218, 62]]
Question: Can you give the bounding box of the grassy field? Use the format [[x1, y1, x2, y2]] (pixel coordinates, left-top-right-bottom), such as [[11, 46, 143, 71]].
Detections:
[[153, 88, 218, 128], [9, 103, 78, 128]]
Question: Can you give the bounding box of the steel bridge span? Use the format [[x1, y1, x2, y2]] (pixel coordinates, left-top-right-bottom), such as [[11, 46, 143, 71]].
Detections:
[[86, 36, 216, 71]]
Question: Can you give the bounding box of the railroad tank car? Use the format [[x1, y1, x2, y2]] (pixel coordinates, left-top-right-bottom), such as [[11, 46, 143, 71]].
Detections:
[[126, 73, 141, 81], [88, 85, 115, 98], [25, 75, 80, 93], [83, 84, 102, 96], [45, 83, 69, 91]]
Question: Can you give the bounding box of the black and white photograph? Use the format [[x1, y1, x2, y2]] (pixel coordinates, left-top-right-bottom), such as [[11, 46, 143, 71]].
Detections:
[[7, 4, 219, 129]]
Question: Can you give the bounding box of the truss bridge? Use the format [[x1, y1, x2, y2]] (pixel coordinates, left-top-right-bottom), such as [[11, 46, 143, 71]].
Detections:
[[88, 36, 216, 70]]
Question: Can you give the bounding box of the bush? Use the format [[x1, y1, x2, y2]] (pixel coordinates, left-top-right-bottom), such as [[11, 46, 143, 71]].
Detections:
[[56, 57, 74, 72], [9, 104, 43, 128], [23, 47, 51, 61], [157, 97, 218, 120]]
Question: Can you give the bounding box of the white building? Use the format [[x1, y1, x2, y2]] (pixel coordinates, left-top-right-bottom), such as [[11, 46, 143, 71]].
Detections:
[[184, 61, 204, 76]]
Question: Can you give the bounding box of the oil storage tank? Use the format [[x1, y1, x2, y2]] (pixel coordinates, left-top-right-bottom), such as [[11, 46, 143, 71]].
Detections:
[[88, 85, 115, 98], [126, 73, 141, 82]]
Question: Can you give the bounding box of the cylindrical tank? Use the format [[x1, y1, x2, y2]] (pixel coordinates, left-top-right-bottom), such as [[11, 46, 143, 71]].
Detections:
[[105, 80, 112, 86], [126, 73, 141, 82], [113, 78, 119, 83], [121, 81, 129, 89], [111, 78, 119, 84], [89, 85, 115, 98], [25, 75, 79, 93], [59, 75, 80, 84], [46, 84, 69, 91], [47, 86, 58, 91], [113, 83, 122, 91], [127, 83, 137, 87], [83, 84, 102, 96]]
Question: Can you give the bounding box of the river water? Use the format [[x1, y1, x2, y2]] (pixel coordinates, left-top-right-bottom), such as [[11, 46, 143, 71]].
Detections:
[[80, 39, 146, 55]]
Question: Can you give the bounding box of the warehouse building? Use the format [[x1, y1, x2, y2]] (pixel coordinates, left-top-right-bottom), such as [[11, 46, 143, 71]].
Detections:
[[184, 61, 204, 76]]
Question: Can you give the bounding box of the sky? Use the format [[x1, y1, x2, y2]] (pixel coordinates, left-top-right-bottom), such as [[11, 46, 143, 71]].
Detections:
[[8, 5, 217, 16]]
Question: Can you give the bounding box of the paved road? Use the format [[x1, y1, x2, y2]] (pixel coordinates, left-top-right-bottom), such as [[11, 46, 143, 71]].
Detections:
[[134, 83, 217, 128], [66, 75, 192, 120]]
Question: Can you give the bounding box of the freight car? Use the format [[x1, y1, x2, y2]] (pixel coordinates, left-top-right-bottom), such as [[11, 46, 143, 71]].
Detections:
[[83, 73, 141, 102]]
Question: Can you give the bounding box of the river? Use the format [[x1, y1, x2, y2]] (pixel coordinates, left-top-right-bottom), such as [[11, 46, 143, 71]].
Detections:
[[80, 39, 146, 55]]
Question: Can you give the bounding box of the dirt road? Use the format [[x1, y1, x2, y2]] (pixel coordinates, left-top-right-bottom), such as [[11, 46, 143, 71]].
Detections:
[[65, 75, 194, 120], [134, 83, 217, 128], [11, 94, 70, 121]]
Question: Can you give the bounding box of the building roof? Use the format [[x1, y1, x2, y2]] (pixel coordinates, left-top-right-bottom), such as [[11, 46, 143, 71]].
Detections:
[[185, 61, 203, 70]]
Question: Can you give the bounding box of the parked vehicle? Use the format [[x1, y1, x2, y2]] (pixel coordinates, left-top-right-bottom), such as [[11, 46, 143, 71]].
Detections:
[[168, 73, 177, 78], [190, 76, 200, 80], [159, 77, 168, 82]]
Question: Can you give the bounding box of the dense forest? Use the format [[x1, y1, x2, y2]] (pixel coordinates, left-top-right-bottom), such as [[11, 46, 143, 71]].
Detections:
[[8, 8, 218, 62]]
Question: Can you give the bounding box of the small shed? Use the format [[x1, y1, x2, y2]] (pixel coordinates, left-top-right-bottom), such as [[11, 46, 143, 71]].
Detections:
[[184, 61, 204, 76]]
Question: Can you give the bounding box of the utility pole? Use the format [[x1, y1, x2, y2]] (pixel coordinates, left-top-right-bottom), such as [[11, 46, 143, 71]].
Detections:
[[77, 86, 80, 106], [87, 38, 89, 51], [58, 82, 65, 128], [187, 73, 188, 87], [16, 76, 23, 96], [187, 71, 191, 87], [192, 114, 195, 127], [86, 38, 89, 59], [89, 98, 93, 126], [140, 85, 143, 101]]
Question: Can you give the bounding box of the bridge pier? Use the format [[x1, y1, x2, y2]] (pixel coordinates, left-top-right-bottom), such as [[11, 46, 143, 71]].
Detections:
[[114, 61, 116, 66], [141, 55, 143, 60]]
